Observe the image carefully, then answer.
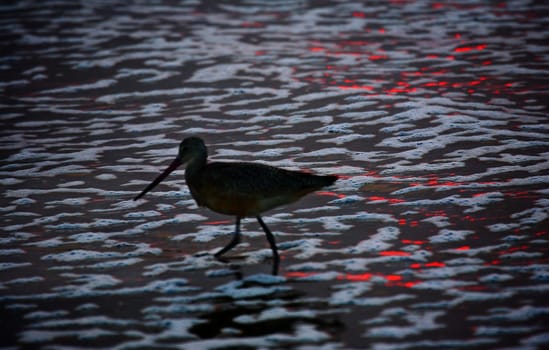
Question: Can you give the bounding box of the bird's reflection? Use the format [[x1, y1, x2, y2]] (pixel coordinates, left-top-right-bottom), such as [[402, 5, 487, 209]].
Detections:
[[215, 253, 279, 278]]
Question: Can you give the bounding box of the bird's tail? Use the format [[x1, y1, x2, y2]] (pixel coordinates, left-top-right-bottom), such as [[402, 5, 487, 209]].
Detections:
[[304, 174, 338, 189], [320, 174, 338, 186]]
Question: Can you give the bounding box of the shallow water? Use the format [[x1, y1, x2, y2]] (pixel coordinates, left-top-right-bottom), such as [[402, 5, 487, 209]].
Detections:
[[1, 1, 548, 349]]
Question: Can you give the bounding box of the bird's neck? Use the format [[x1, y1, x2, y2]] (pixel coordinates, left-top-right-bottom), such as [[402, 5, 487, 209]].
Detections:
[[184, 155, 207, 182]]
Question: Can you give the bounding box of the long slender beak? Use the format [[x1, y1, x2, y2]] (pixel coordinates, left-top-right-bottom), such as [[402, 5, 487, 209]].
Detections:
[[134, 157, 183, 201]]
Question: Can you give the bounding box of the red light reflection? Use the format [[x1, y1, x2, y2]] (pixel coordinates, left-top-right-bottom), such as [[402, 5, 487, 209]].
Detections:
[[379, 251, 411, 257], [369, 196, 405, 204], [339, 273, 373, 281], [402, 239, 427, 245], [204, 220, 232, 225], [286, 271, 421, 288], [454, 44, 487, 53], [286, 271, 317, 278], [337, 85, 374, 91], [385, 274, 402, 281], [309, 47, 325, 52], [317, 191, 346, 199], [410, 262, 446, 269]]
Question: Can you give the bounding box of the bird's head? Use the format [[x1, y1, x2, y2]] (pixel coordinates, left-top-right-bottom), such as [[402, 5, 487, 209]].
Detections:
[[133, 137, 207, 201]]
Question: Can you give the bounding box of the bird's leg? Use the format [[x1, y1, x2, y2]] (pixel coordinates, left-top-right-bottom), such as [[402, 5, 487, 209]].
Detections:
[[215, 217, 241, 257], [256, 216, 280, 275]]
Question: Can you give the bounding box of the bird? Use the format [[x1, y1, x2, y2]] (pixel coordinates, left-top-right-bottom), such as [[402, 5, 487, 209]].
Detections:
[[134, 137, 338, 274]]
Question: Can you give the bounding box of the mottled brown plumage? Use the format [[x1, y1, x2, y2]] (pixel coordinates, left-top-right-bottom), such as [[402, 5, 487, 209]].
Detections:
[[134, 137, 338, 274]]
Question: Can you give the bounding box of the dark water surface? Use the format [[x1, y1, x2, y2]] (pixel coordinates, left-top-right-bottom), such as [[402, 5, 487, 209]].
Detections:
[[1, 1, 548, 349]]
